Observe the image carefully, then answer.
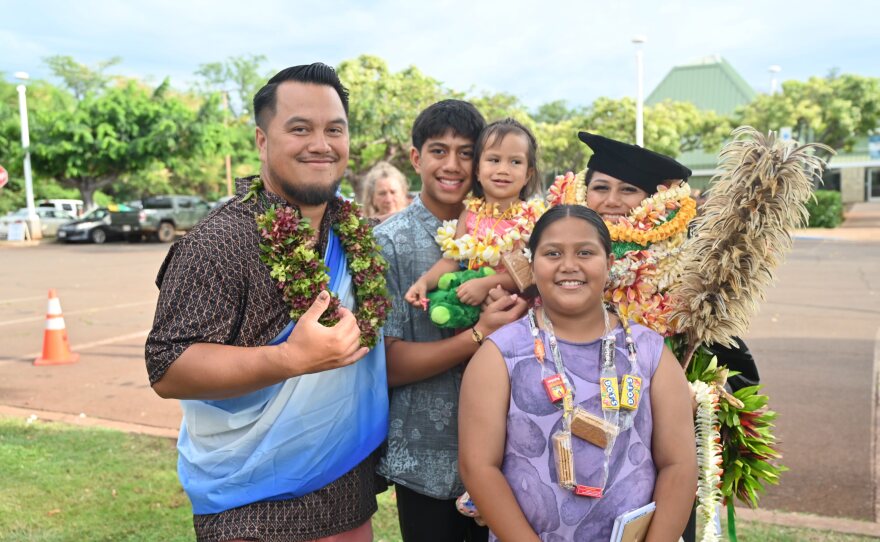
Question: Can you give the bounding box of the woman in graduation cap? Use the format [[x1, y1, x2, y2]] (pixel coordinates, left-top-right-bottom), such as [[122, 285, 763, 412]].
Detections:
[[548, 132, 759, 392]]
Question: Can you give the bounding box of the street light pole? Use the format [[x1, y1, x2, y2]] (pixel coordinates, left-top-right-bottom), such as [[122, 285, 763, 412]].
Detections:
[[632, 36, 647, 147], [15, 71, 41, 240], [222, 90, 233, 197], [769, 65, 781, 95]]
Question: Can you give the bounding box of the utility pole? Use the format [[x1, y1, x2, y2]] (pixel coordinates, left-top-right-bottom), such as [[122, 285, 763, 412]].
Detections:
[[632, 36, 647, 147], [222, 91, 233, 197], [15, 71, 41, 240]]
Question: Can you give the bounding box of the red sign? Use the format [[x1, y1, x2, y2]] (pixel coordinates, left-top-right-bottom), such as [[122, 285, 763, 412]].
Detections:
[[0, 165, 7, 189]]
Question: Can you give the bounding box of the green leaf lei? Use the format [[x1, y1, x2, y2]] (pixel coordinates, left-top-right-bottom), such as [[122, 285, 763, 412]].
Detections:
[[246, 177, 390, 348], [672, 336, 787, 510]]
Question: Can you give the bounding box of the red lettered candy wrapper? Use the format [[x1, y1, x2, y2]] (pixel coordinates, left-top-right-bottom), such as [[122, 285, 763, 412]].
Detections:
[[543, 373, 567, 403], [574, 485, 603, 498]]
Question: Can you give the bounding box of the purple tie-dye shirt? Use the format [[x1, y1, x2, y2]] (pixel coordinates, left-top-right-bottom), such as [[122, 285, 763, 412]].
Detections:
[[486, 316, 663, 541]]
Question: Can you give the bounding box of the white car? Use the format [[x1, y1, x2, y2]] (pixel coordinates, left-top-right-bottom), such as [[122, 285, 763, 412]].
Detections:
[[0, 207, 77, 240], [37, 198, 84, 218]]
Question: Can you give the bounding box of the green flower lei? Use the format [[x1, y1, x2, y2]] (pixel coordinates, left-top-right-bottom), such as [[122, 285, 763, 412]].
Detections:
[[244, 177, 390, 348], [669, 336, 786, 541]]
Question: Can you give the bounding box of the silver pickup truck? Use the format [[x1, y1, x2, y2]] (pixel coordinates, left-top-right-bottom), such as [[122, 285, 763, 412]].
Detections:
[[138, 195, 212, 242]]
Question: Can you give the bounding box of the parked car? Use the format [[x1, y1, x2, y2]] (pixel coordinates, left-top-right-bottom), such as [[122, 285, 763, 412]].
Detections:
[[0, 207, 75, 239], [56, 205, 141, 244], [213, 195, 235, 208], [37, 199, 84, 218], [138, 195, 212, 242]]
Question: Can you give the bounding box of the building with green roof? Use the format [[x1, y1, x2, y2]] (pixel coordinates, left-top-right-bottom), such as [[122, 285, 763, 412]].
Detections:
[[647, 55, 756, 116], [648, 56, 879, 202]]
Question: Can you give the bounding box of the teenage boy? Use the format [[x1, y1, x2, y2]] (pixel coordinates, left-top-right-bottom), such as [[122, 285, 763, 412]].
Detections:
[[375, 100, 528, 542]]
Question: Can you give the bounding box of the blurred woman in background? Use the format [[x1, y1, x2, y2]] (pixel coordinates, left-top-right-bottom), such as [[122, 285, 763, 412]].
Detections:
[[361, 161, 410, 222]]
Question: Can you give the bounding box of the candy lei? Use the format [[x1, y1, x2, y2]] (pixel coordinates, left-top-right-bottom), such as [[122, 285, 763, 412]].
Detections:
[[693, 380, 723, 542], [529, 307, 641, 499], [435, 196, 546, 268], [244, 177, 390, 348]]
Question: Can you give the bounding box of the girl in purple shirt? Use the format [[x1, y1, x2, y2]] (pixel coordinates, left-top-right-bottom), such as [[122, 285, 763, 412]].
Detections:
[[459, 205, 696, 541]]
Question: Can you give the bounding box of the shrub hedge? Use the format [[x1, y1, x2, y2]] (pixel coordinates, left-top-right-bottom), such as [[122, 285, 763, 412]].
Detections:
[[805, 190, 843, 228]]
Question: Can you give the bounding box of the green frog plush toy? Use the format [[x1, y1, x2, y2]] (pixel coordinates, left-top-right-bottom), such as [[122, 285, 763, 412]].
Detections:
[[427, 267, 496, 329]]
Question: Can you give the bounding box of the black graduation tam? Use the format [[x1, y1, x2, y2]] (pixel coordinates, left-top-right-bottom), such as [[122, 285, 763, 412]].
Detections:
[[578, 132, 692, 194]]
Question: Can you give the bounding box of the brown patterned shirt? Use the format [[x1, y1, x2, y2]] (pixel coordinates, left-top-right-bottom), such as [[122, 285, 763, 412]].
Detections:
[[146, 176, 377, 542]]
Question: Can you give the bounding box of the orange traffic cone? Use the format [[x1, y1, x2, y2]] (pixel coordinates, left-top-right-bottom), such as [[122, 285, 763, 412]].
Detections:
[[34, 289, 79, 366]]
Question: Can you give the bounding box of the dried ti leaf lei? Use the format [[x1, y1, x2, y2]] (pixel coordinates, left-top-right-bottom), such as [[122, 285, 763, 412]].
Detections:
[[245, 177, 390, 348]]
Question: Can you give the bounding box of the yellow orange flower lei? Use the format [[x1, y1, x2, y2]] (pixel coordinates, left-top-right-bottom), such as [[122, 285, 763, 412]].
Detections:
[[435, 196, 546, 268], [606, 185, 697, 244]]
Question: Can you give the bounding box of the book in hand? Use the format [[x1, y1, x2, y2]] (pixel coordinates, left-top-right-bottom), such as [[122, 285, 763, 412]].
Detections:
[[609, 501, 655, 542]]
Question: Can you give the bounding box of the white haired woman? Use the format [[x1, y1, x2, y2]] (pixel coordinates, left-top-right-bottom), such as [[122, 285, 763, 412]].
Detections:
[[361, 161, 410, 222]]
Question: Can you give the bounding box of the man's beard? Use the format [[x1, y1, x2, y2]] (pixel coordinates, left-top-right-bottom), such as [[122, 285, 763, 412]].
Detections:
[[270, 166, 342, 206]]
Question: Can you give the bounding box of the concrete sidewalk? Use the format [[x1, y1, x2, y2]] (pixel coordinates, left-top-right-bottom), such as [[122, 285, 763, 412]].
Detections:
[[794, 201, 880, 242]]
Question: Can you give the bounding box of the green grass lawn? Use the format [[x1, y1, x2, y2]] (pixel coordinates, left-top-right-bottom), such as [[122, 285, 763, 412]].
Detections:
[[0, 416, 874, 541]]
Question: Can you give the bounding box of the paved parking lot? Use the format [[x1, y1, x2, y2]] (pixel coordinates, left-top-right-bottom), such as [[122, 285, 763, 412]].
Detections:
[[745, 239, 880, 521], [1, 237, 879, 521], [0, 241, 180, 428]]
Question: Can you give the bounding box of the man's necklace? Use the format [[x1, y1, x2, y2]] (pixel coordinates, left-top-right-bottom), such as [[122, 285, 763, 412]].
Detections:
[[244, 177, 390, 348]]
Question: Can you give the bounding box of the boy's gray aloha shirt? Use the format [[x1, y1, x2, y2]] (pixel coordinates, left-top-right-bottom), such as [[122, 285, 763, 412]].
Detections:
[[375, 196, 466, 500]]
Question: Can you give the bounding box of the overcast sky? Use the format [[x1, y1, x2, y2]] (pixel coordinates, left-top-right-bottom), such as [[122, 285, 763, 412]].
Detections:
[[2, 0, 877, 109]]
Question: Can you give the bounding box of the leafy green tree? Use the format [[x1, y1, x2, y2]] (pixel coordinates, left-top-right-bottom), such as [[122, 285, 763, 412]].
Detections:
[[533, 99, 581, 124], [336, 55, 449, 195], [44, 55, 121, 100], [195, 54, 270, 119], [646, 100, 731, 155], [531, 97, 729, 187], [29, 79, 224, 208], [0, 77, 83, 214], [738, 73, 880, 159], [534, 116, 590, 185], [193, 55, 269, 197], [470, 91, 531, 124]]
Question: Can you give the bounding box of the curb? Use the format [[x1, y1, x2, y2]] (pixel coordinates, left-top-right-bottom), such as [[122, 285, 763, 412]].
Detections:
[[0, 404, 178, 440], [0, 240, 45, 248], [737, 508, 880, 538], [792, 228, 880, 243]]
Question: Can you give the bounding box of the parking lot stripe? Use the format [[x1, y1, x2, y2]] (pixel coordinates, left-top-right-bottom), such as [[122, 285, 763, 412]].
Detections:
[[18, 328, 152, 360], [0, 300, 155, 328], [0, 295, 48, 305]]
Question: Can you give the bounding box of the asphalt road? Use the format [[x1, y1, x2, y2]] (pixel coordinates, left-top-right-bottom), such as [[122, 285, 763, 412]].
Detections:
[[743, 238, 880, 521], [1, 237, 878, 520]]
